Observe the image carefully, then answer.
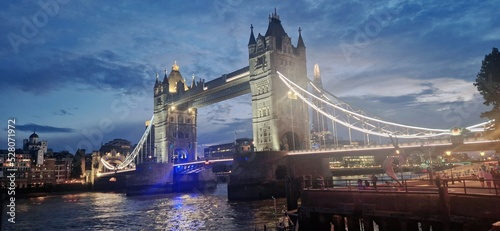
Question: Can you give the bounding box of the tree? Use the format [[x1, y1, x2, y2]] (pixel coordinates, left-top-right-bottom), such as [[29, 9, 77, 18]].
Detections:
[[474, 47, 500, 139]]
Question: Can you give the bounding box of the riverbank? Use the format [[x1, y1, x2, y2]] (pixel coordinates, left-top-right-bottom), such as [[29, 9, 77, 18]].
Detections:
[[2, 183, 93, 199]]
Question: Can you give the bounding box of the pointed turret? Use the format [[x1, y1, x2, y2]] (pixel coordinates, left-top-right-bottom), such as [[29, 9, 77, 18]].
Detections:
[[297, 27, 305, 48], [191, 74, 196, 89], [154, 72, 161, 91], [265, 8, 286, 38], [264, 8, 288, 51], [167, 61, 188, 93], [248, 24, 256, 46], [248, 24, 257, 55], [162, 69, 168, 83]]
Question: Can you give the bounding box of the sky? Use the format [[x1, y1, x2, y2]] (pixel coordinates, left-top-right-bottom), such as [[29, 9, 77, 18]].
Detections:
[[0, 0, 499, 155]]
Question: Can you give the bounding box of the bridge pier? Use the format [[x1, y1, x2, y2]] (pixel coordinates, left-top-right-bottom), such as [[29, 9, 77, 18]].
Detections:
[[228, 151, 288, 200]]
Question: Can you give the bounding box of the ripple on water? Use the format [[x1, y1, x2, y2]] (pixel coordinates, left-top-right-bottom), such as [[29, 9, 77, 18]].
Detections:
[[2, 184, 284, 231]]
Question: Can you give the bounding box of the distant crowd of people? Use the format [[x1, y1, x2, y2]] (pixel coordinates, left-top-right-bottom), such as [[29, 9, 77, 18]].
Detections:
[[475, 166, 500, 193], [434, 164, 500, 193], [357, 174, 379, 190]]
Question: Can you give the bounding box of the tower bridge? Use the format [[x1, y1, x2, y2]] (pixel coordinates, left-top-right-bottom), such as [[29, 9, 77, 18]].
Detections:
[[92, 9, 497, 198], [84, 9, 500, 230]]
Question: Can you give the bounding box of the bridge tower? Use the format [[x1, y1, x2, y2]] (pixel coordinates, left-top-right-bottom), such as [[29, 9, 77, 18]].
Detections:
[[248, 10, 310, 151], [153, 62, 198, 163]]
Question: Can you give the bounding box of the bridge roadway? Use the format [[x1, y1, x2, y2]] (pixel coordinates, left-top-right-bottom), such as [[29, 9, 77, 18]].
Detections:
[[99, 137, 499, 181], [288, 137, 500, 156], [97, 158, 233, 178], [165, 66, 250, 108]]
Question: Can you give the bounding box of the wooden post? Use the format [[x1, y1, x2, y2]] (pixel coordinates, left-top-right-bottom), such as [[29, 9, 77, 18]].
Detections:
[[318, 213, 334, 231], [362, 217, 374, 231], [332, 215, 346, 231], [420, 222, 431, 231], [438, 186, 451, 231], [407, 221, 420, 231], [346, 216, 361, 231]]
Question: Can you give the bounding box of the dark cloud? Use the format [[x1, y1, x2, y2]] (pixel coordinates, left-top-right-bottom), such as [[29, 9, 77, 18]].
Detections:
[[203, 104, 233, 124], [0, 0, 497, 152], [16, 123, 75, 133], [0, 49, 154, 95], [198, 116, 253, 145], [54, 109, 73, 116]]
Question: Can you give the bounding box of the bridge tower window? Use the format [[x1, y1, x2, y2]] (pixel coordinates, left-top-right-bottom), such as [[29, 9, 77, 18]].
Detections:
[[178, 115, 184, 123]]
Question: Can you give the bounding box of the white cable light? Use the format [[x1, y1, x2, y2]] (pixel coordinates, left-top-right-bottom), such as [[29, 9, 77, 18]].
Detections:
[[277, 71, 491, 139], [116, 115, 155, 169]]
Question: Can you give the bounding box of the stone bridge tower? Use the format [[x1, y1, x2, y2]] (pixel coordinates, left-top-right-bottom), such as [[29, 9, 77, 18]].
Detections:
[[153, 62, 198, 163], [248, 10, 310, 151]]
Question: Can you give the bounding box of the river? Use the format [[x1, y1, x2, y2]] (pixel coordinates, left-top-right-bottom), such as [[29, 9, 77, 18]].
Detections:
[[2, 183, 287, 231]]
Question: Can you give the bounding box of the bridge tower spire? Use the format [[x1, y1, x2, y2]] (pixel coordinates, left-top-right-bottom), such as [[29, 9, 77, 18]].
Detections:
[[248, 10, 310, 151]]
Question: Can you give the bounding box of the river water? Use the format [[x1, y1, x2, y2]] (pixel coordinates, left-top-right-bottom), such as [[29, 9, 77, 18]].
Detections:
[[2, 183, 287, 231]]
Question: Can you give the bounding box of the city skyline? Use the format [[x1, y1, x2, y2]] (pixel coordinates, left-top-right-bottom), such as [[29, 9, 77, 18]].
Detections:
[[1, 0, 499, 153]]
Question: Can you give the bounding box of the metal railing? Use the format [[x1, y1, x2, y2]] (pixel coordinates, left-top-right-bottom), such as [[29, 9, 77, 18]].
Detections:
[[300, 178, 500, 196]]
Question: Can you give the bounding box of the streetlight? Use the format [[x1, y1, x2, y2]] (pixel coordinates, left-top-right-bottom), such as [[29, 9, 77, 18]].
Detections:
[[446, 151, 451, 163]]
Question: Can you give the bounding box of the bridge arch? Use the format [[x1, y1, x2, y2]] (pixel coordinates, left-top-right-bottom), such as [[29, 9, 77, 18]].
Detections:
[[281, 131, 300, 151]]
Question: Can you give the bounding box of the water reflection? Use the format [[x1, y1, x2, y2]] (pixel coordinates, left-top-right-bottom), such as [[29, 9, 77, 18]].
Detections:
[[2, 183, 284, 231]]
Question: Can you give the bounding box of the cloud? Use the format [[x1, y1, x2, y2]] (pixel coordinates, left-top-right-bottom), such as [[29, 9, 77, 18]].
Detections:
[[0, 49, 153, 95], [330, 75, 478, 105], [54, 109, 73, 116], [415, 78, 478, 104], [16, 123, 75, 133], [0, 0, 498, 152]]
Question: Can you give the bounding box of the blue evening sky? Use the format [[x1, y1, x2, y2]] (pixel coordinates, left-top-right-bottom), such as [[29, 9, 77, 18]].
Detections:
[[0, 0, 498, 153]]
